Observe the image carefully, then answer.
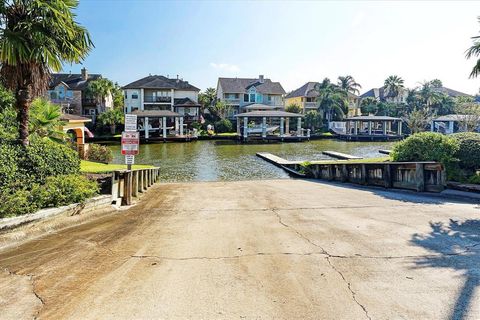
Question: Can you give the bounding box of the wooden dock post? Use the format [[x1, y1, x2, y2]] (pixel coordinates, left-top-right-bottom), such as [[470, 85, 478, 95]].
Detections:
[[132, 171, 138, 197], [383, 164, 392, 188], [415, 163, 425, 192]]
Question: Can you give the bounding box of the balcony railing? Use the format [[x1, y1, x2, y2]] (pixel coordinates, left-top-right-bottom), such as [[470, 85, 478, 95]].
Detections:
[[82, 98, 97, 106], [144, 96, 171, 103], [304, 102, 317, 109]]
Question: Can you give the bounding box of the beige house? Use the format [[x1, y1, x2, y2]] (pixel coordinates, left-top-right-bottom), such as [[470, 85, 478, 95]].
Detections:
[[47, 68, 113, 123]]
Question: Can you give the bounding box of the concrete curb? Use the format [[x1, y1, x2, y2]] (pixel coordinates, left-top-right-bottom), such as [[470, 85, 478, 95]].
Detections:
[[0, 195, 113, 231]]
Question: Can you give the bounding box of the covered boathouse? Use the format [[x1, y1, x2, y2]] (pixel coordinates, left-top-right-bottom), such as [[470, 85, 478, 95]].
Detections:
[[336, 115, 404, 141], [234, 110, 309, 142]]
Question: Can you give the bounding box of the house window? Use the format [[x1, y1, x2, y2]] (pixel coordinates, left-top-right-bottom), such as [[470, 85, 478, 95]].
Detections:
[[234, 93, 239, 99], [66, 90, 73, 99], [132, 93, 138, 99], [244, 94, 249, 102], [268, 95, 272, 102], [124, 92, 127, 99], [250, 94, 255, 102]]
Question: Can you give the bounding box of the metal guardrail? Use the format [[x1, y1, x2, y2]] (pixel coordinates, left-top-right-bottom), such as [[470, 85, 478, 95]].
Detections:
[[111, 167, 160, 206]]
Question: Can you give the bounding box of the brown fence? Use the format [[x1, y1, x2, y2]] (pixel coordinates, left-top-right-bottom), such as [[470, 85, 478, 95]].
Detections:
[[111, 168, 160, 206], [290, 162, 445, 192]]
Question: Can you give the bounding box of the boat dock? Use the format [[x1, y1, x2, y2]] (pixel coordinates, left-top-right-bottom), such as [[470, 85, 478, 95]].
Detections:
[[379, 149, 392, 155], [322, 151, 362, 160]]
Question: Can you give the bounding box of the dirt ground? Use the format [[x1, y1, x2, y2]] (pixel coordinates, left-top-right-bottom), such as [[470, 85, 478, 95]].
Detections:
[[0, 179, 479, 319]]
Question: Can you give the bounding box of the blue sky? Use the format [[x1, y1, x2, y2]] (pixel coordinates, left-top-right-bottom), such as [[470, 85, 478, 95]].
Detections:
[[71, 0, 480, 94]]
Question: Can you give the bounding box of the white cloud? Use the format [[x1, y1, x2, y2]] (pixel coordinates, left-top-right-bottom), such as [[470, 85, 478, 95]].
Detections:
[[210, 62, 240, 72]]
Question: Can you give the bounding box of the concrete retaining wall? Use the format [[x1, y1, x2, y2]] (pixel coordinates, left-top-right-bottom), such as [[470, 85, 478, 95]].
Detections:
[[0, 195, 112, 231]]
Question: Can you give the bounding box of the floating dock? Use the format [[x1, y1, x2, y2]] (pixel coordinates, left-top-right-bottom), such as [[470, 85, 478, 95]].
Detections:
[[379, 149, 392, 155], [322, 151, 362, 160]]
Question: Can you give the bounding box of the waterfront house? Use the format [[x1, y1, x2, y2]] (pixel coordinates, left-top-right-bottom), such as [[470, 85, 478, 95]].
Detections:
[[216, 75, 286, 119], [123, 75, 201, 124], [47, 68, 113, 122], [285, 81, 360, 116], [360, 86, 408, 104]]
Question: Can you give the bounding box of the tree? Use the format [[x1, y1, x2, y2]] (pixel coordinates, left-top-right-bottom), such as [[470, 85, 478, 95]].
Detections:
[[0, 0, 93, 146], [404, 107, 432, 134], [209, 100, 231, 120], [199, 87, 216, 113], [466, 17, 480, 78], [112, 82, 124, 109], [285, 103, 302, 113], [360, 97, 378, 115], [97, 108, 124, 134], [315, 78, 348, 122], [87, 78, 114, 112], [430, 79, 443, 88], [384, 75, 405, 101], [454, 100, 480, 132], [337, 75, 362, 95], [29, 98, 66, 142], [304, 110, 323, 131]]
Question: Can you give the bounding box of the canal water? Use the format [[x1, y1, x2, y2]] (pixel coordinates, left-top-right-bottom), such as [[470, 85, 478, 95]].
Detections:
[[108, 140, 395, 182]]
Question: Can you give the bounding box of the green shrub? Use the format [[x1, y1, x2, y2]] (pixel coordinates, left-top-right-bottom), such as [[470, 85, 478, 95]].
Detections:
[[214, 119, 233, 133], [86, 143, 113, 163], [0, 138, 80, 188], [31, 174, 99, 208], [468, 172, 480, 184], [0, 188, 38, 218], [451, 132, 480, 170], [390, 132, 459, 165]]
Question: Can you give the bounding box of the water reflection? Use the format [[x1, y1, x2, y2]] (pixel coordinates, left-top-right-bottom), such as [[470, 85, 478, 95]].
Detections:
[[108, 139, 395, 182]]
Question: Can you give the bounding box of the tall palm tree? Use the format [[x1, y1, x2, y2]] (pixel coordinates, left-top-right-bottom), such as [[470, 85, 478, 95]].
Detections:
[[384, 75, 405, 101], [98, 108, 124, 134], [315, 78, 348, 123], [87, 78, 114, 112], [337, 75, 362, 95], [466, 17, 480, 78], [0, 0, 93, 146]]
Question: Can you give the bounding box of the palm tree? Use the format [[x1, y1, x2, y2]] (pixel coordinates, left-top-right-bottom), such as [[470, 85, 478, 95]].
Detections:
[[87, 78, 114, 112], [466, 17, 480, 78], [360, 97, 378, 115], [404, 108, 432, 134], [315, 78, 348, 123], [337, 75, 362, 95], [199, 87, 217, 113], [0, 0, 93, 146], [29, 98, 66, 142], [384, 75, 405, 101], [98, 108, 124, 135]]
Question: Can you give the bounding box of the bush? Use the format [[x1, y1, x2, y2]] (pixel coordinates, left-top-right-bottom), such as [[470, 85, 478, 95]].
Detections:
[[31, 174, 99, 208], [0, 138, 80, 188], [86, 144, 113, 163], [0, 174, 99, 218], [214, 119, 233, 133], [451, 132, 480, 170], [468, 172, 480, 184], [390, 132, 459, 165]]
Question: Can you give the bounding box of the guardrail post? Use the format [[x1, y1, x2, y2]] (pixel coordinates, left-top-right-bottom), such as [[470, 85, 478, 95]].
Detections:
[[415, 163, 425, 192], [139, 170, 144, 193], [360, 164, 367, 185], [111, 172, 119, 203], [122, 171, 132, 206], [383, 164, 392, 188], [341, 165, 348, 182], [132, 171, 138, 197]]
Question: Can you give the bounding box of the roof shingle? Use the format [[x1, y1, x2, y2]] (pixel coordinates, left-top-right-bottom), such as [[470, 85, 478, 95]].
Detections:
[[123, 75, 200, 91], [218, 77, 285, 95]]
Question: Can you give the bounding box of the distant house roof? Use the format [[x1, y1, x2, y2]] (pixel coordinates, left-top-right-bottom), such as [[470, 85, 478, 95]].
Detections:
[[60, 114, 92, 122], [431, 87, 471, 97], [174, 97, 201, 107], [123, 75, 200, 91], [218, 77, 285, 95], [285, 82, 319, 99], [286, 82, 360, 99], [129, 110, 182, 118], [235, 110, 303, 118], [244, 103, 279, 110], [49, 73, 101, 91], [360, 87, 386, 100]]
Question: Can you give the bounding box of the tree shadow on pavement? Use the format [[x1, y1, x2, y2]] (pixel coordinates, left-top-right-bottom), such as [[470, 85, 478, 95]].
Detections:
[[411, 219, 480, 320]]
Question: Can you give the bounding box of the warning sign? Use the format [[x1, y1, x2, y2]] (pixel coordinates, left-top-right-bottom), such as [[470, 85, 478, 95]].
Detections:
[[121, 131, 140, 155]]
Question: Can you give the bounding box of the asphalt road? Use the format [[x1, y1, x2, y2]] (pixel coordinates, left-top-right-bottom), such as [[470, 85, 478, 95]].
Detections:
[[1, 179, 479, 319]]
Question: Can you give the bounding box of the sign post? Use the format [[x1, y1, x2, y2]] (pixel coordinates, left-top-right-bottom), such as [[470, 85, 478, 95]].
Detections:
[[122, 114, 138, 170]]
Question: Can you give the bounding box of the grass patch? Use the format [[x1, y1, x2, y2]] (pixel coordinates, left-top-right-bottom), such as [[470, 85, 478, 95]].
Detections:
[[80, 160, 153, 173]]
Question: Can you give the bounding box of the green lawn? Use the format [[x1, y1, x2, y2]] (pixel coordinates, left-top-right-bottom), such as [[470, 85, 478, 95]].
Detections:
[[216, 132, 238, 137], [80, 160, 153, 173]]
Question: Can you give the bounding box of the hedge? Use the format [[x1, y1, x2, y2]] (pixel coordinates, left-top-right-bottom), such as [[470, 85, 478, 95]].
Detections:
[[451, 132, 480, 170], [86, 143, 113, 163]]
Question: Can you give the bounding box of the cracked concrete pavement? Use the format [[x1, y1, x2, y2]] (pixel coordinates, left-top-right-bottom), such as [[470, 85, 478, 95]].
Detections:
[[0, 179, 479, 319]]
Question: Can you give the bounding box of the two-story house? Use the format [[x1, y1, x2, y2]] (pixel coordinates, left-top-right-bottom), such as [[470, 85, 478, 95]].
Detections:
[[360, 87, 408, 104], [216, 75, 286, 118], [47, 68, 113, 122], [123, 75, 201, 123], [285, 81, 360, 116]]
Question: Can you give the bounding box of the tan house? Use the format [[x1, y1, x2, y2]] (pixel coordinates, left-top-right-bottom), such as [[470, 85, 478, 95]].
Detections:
[[285, 81, 360, 116], [47, 68, 113, 122]]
